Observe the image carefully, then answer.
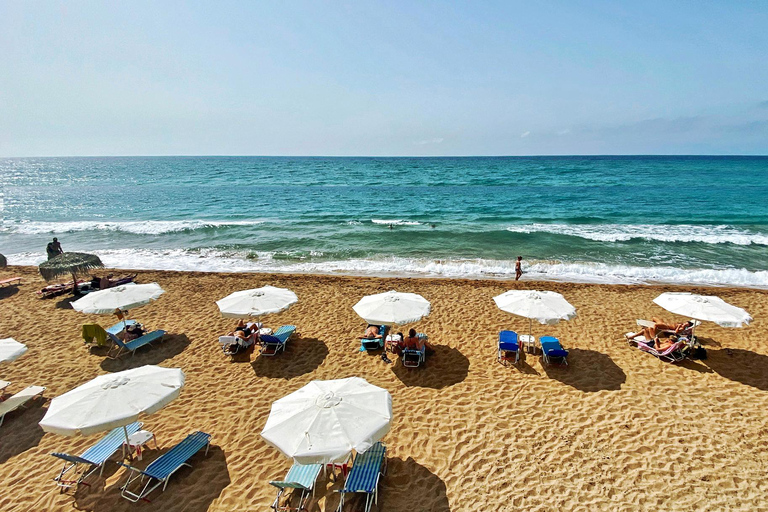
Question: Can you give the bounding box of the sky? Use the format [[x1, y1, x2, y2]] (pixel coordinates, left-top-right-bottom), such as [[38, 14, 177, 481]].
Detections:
[[1, 0, 767, 156]]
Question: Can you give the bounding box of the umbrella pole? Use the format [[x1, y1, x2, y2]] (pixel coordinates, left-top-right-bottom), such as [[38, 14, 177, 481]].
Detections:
[[71, 271, 78, 294], [123, 425, 131, 458]]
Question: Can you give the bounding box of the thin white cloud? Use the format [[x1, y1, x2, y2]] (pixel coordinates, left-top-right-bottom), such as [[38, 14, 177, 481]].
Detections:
[[557, 128, 571, 135], [414, 137, 444, 145], [520, 131, 530, 138]]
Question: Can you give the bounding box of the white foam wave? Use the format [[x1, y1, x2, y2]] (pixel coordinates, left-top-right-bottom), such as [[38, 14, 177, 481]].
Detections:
[[371, 219, 422, 226], [505, 223, 768, 245], [6, 251, 768, 288], [0, 219, 265, 235]]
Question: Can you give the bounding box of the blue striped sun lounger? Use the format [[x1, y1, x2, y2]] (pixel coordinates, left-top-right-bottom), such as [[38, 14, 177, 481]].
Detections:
[[107, 330, 166, 359], [260, 325, 297, 356], [51, 421, 142, 489], [269, 462, 322, 511], [337, 442, 387, 512], [119, 431, 211, 502], [106, 320, 137, 336]]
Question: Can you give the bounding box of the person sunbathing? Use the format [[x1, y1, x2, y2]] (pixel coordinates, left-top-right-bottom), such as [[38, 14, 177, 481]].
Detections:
[[626, 319, 694, 340], [359, 324, 382, 340], [228, 319, 253, 340], [652, 334, 680, 352], [402, 328, 434, 353], [124, 323, 146, 341]]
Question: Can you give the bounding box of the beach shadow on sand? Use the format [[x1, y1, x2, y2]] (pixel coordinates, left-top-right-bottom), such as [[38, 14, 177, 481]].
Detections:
[[251, 337, 329, 379], [0, 399, 47, 464], [99, 333, 191, 372], [72, 445, 229, 512], [542, 349, 626, 392], [55, 295, 79, 309], [391, 346, 469, 389], [704, 348, 768, 390], [0, 285, 20, 300], [378, 456, 451, 511]]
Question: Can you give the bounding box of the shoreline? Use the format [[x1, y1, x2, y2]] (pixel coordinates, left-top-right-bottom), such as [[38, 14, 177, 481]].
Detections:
[[5, 262, 768, 291]]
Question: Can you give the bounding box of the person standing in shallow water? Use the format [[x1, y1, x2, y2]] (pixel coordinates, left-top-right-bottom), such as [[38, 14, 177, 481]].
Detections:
[[515, 256, 523, 281], [46, 237, 63, 260]]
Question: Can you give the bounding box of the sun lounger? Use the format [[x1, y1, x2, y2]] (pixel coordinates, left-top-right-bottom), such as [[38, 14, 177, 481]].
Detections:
[[0, 277, 22, 287], [539, 336, 568, 366], [119, 431, 211, 502], [51, 421, 143, 489], [634, 337, 686, 363], [360, 325, 388, 352], [260, 325, 297, 356], [498, 330, 520, 364], [269, 462, 322, 511], [337, 442, 386, 512], [106, 320, 138, 336], [106, 330, 166, 359], [0, 380, 10, 399], [401, 333, 428, 368], [0, 386, 46, 427]]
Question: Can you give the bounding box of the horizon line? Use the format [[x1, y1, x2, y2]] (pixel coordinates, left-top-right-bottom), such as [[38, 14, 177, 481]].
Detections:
[[2, 153, 768, 158]]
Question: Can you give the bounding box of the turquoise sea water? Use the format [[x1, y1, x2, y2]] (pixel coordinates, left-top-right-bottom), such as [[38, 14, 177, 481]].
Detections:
[[2, 156, 768, 287]]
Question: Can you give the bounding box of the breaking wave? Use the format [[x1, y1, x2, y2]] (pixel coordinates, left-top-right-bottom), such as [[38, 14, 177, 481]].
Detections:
[[0, 219, 265, 235], [6, 250, 768, 288], [505, 224, 768, 245]]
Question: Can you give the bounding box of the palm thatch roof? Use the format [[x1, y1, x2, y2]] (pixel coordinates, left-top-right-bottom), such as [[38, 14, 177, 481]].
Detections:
[[38, 252, 104, 282], [0, 253, 6, 269]]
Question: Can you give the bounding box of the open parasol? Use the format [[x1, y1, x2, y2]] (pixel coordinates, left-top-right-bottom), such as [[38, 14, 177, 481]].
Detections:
[[0, 253, 6, 269], [38, 252, 104, 292]]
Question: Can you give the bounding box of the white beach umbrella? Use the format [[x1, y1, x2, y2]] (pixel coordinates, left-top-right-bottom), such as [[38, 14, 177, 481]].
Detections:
[[71, 282, 165, 315], [493, 290, 577, 325], [493, 289, 577, 340], [353, 290, 431, 326], [653, 292, 752, 328], [39, 365, 184, 441], [261, 377, 392, 464], [0, 338, 28, 364], [216, 285, 298, 318]]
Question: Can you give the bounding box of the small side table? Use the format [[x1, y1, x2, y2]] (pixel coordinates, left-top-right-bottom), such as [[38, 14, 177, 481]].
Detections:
[[519, 334, 536, 354], [126, 430, 158, 461]]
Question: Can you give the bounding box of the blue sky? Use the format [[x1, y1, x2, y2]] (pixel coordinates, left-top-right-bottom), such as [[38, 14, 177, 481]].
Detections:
[[1, 0, 767, 156]]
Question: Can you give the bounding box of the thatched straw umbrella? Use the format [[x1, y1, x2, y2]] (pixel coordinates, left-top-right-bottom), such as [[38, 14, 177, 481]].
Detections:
[[39, 252, 104, 293], [0, 253, 6, 269]]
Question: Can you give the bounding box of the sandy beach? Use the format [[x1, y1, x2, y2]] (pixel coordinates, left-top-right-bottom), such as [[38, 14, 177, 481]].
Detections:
[[1, 265, 767, 511]]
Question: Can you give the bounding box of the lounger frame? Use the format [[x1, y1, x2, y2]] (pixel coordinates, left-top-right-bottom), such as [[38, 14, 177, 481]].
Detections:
[[498, 330, 520, 365], [260, 325, 297, 357], [269, 462, 322, 511], [336, 443, 387, 512], [107, 330, 166, 359], [0, 386, 46, 427]]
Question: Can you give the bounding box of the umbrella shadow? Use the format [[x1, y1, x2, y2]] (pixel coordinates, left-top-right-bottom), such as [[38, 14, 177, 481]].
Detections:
[[378, 456, 450, 511], [391, 346, 469, 389], [72, 445, 229, 512], [542, 349, 626, 392], [704, 348, 768, 391], [55, 295, 79, 309], [0, 285, 20, 299], [0, 398, 47, 464], [99, 333, 191, 372], [251, 337, 329, 379]]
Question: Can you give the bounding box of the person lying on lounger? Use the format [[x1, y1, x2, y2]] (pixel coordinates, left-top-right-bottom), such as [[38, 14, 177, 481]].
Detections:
[[626, 319, 694, 340], [652, 334, 680, 352], [359, 324, 383, 340], [228, 320, 253, 340]]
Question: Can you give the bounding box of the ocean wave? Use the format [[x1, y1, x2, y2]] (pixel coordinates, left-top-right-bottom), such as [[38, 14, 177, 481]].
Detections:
[[505, 223, 768, 245], [0, 219, 265, 235], [371, 219, 422, 226], [6, 250, 768, 288]]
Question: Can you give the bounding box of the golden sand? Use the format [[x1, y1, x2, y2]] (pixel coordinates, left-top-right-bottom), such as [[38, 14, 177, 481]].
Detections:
[[1, 265, 767, 511]]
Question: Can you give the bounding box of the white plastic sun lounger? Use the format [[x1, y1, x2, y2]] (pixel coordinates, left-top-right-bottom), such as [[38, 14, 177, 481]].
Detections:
[[0, 386, 46, 427]]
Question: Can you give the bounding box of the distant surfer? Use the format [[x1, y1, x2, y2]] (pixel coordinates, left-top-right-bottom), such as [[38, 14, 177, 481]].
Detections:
[[515, 256, 523, 281]]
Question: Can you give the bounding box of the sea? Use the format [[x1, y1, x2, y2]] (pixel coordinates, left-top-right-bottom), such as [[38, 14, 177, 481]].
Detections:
[[2, 156, 768, 288]]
